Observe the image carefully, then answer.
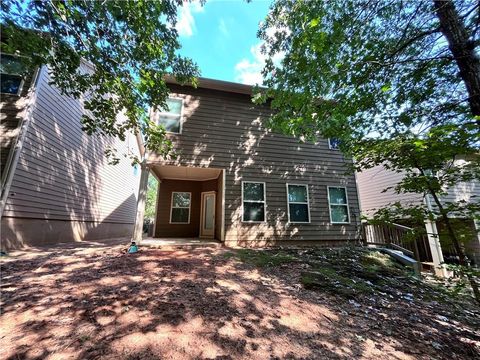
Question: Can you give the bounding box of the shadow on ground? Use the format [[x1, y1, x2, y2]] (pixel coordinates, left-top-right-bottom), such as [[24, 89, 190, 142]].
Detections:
[[1, 241, 479, 359]]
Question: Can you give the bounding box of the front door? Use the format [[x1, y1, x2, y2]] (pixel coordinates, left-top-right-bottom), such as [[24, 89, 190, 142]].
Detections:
[[200, 191, 216, 238]]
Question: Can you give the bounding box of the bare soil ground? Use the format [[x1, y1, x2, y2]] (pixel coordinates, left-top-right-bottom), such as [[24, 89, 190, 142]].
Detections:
[[1, 240, 479, 360]]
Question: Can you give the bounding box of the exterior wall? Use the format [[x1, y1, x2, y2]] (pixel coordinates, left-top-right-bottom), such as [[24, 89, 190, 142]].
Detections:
[[149, 84, 361, 246], [154, 178, 218, 238], [439, 157, 480, 205], [356, 165, 424, 217], [1, 217, 134, 248], [356, 161, 480, 217], [1, 65, 140, 249]]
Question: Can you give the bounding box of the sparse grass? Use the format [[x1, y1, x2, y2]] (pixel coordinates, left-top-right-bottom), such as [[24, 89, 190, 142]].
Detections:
[[224, 246, 476, 305], [301, 267, 374, 297], [226, 249, 297, 267]]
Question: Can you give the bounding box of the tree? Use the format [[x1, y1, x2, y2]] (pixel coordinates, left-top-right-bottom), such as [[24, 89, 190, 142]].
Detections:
[[1, 0, 200, 161], [145, 175, 159, 222], [256, 0, 480, 302]]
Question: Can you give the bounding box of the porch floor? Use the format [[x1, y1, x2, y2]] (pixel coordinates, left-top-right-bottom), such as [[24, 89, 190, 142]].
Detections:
[[140, 237, 222, 249]]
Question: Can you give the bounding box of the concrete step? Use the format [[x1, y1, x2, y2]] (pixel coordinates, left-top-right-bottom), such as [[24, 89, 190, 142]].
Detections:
[[139, 238, 223, 250], [377, 247, 421, 276]]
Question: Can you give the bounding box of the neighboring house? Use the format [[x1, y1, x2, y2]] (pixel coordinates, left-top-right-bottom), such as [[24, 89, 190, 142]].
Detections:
[[146, 78, 361, 247], [0, 56, 141, 249], [356, 163, 480, 266]]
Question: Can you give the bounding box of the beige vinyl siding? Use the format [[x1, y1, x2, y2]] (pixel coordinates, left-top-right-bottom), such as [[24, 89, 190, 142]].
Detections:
[[3, 65, 140, 224], [356, 165, 424, 216], [149, 85, 361, 244]]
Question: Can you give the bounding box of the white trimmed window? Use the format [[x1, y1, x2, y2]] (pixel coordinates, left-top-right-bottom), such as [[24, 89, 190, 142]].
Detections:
[[328, 187, 350, 224], [328, 138, 341, 150], [157, 98, 183, 133], [242, 182, 266, 222], [0, 54, 24, 95], [170, 192, 191, 223], [287, 184, 310, 223]]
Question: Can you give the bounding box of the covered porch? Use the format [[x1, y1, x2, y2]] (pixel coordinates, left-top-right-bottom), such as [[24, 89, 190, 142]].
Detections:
[[149, 165, 225, 242]]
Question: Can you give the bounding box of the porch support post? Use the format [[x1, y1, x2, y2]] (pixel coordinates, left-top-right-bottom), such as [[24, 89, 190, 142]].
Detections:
[[132, 160, 150, 243], [424, 220, 448, 277], [423, 193, 449, 278]]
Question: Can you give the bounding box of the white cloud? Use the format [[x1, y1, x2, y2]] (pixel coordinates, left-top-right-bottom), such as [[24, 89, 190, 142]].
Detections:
[[234, 43, 265, 85], [176, 1, 204, 37], [234, 26, 288, 85]]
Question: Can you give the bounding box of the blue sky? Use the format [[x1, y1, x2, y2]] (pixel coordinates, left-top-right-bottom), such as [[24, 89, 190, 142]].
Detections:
[[175, 0, 272, 85]]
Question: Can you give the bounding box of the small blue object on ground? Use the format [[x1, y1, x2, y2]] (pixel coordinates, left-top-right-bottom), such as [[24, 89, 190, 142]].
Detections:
[[128, 242, 138, 254]]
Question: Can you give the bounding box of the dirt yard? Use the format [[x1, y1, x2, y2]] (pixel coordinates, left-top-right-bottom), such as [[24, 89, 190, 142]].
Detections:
[[1, 240, 479, 359]]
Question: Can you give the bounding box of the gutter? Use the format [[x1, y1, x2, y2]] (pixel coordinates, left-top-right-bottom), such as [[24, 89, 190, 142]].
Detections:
[[0, 66, 42, 218]]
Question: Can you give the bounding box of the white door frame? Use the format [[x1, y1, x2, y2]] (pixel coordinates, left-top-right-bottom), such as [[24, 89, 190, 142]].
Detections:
[[200, 191, 216, 239]]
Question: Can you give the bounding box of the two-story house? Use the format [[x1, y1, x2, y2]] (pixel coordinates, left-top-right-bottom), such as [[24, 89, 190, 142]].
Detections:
[[1, 56, 141, 249], [146, 78, 361, 247]]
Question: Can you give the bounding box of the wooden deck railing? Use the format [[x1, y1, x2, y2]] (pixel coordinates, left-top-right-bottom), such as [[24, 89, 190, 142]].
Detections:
[[362, 222, 433, 263]]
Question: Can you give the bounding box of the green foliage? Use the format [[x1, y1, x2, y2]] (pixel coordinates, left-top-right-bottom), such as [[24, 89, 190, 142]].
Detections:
[[1, 0, 200, 159], [144, 175, 159, 221], [257, 1, 471, 139]]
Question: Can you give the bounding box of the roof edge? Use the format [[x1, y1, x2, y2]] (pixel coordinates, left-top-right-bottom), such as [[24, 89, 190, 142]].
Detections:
[[165, 76, 261, 96]]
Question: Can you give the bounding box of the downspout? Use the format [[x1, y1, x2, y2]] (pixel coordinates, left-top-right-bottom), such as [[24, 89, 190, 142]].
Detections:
[[353, 170, 363, 244], [0, 66, 41, 218]]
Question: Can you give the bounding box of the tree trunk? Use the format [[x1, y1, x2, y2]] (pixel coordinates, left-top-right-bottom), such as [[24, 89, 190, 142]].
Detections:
[[434, 0, 480, 119], [132, 160, 150, 243]]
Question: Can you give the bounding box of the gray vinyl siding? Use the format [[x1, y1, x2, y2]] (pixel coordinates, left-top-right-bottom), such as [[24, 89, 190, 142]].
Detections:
[[438, 158, 480, 206], [149, 84, 361, 243], [3, 65, 140, 224], [356, 165, 424, 216], [440, 180, 480, 205], [356, 163, 480, 218]]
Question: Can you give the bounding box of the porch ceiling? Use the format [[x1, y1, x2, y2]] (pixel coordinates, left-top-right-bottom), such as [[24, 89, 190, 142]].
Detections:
[[152, 165, 221, 181]]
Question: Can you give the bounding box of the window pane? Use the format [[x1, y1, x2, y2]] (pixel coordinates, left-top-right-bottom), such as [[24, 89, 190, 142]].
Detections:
[[171, 208, 189, 223], [1, 74, 22, 94], [165, 98, 182, 114], [243, 182, 264, 201], [243, 202, 265, 222], [329, 187, 347, 205], [288, 185, 307, 203], [158, 115, 181, 133], [331, 205, 349, 223], [173, 192, 190, 207], [329, 138, 341, 149], [289, 203, 309, 222]]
